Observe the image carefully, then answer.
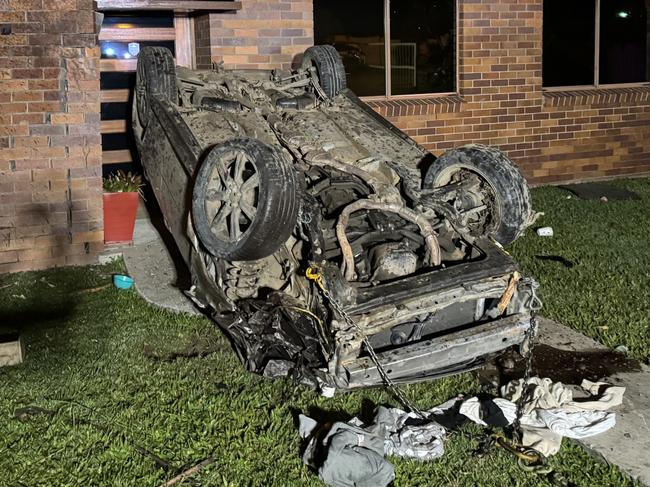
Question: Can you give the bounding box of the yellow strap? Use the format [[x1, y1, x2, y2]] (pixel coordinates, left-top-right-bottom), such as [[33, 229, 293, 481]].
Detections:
[[493, 434, 543, 463]]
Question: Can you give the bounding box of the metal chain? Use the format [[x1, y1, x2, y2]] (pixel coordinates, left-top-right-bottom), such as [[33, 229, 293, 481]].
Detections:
[[307, 266, 426, 417], [511, 310, 538, 442], [511, 277, 542, 443]]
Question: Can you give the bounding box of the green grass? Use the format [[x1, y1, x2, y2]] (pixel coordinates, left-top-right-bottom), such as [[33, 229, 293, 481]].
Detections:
[[1, 179, 648, 486], [510, 178, 650, 364]]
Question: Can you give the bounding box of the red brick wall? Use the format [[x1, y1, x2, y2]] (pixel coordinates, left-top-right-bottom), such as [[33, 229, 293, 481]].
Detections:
[[366, 0, 650, 184], [194, 0, 313, 70], [0, 0, 103, 273]]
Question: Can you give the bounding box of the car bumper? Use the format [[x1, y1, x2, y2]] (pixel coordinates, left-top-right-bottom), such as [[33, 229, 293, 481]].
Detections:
[[338, 313, 530, 389]]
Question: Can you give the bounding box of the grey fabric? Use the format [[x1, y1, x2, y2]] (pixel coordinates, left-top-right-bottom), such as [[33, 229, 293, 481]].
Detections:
[[299, 415, 394, 487], [298, 405, 451, 486], [319, 422, 394, 487]]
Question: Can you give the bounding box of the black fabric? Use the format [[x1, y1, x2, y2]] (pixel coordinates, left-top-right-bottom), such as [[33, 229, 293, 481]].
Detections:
[[560, 183, 639, 201]]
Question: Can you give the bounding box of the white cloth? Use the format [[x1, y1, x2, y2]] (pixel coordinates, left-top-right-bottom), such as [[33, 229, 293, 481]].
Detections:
[[459, 397, 517, 426], [499, 377, 625, 456]]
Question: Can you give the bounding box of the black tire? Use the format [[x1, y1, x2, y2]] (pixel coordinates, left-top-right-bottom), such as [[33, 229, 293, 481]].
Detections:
[[424, 144, 532, 246], [192, 138, 298, 261], [301, 45, 347, 98], [135, 47, 178, 129]]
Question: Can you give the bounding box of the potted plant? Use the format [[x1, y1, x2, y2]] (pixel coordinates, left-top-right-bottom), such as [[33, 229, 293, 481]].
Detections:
[[102, 170, 144, 244]]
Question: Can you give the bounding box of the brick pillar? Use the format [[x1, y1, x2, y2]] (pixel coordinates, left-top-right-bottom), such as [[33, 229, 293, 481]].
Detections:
[[0, 0, 103, 273], [193, 0, 314, 70]]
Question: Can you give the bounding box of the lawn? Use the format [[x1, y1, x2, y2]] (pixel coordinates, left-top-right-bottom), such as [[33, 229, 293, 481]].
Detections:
[[1, 178, 648, 486]]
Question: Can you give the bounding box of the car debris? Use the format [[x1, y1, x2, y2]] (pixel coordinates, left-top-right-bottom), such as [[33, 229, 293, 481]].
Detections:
[[133, 45, 541, 392], [298, 377, 625, 486]]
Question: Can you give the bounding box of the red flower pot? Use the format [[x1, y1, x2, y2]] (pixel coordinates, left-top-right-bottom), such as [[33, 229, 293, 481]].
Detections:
[[103, 192, 140, 244]]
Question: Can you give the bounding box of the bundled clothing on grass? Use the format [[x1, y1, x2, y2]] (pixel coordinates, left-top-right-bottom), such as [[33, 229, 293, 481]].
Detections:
[[298, 405, 448, 487], [499, 377, 625, 455], [298, 377, 624, 487]]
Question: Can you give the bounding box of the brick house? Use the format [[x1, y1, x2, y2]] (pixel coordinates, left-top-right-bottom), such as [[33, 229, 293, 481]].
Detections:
[[1, 0, 649, 273]]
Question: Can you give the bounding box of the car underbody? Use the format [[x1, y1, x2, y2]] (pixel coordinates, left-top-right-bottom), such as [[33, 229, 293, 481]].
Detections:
[[133, 45, 541, 392]]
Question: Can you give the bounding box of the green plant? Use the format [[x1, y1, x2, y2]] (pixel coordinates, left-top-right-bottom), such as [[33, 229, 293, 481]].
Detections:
[[103, 170, 145, 195]]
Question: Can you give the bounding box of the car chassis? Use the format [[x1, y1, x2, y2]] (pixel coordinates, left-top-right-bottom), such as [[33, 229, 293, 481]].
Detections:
[[133, 46, 541, 392]]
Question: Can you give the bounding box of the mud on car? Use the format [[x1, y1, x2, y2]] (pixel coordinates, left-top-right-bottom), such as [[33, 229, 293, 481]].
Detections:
[[133, 45, 541, 392]]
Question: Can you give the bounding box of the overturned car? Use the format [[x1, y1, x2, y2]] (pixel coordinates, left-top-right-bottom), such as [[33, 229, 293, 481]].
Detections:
[[133, 45, 541, 392]]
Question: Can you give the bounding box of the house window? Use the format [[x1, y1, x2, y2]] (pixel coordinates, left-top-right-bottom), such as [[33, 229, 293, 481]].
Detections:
[[544, 0, 649, 87], [314, 0, 456, 97]]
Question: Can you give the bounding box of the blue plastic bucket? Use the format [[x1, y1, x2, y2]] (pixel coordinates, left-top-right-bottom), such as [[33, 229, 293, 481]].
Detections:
[[113, 274, 134, 290]]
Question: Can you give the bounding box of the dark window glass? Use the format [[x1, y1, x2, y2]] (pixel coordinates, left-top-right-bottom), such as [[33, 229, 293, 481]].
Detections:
[[102, 11, 174, 28], [102, 133, 135, 152], [314, 0, 386, 96], [599, 0, 649, 84], [100, 40, 175, 60], [100, 72, 136, 90], [101, 102, 131, 121], [390, 0, 455, 95], [543, 0, 596, 87]]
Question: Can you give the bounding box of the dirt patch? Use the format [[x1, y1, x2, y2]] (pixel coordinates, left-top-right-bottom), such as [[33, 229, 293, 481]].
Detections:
[[496, 344, 642, 385]]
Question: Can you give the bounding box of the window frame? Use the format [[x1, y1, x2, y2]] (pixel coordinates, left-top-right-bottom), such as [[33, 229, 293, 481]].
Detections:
[[347, 0, 460, 101], [543, 0, 650, 91]]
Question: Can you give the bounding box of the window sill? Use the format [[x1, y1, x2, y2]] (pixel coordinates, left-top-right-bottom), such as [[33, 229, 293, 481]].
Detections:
[[362, 94, 464, 117], [543, 85, 650, 107]]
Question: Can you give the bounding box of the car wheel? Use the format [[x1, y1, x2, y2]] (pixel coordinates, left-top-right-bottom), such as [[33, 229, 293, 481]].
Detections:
[[192, 138, 298, 261], [135, 46, 178, 129], [301, 45, 347, 98], [424, 144, 533, 246]]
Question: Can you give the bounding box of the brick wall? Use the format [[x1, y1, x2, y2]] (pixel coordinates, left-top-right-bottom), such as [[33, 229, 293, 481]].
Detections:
[[365, 0, 650, 184], [0, 0, 103, 273], [194, 0, 313, 70]]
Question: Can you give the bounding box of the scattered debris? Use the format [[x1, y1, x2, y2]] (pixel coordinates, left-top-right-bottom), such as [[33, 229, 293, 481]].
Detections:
[[298, 377, 626, 485], [560, 182, 639, 201], [14, 406, 55, 421], [39, 277, 55, 288], [534, 255, 574, 268], [76, 283, 112, 295], [158, 458, 215, 487], [615, 345, 629, 354], [536, 227, 554, 237], [0, 332, 24, 367], [14, 402, 173, 471], [11, 294, 26, 300]]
